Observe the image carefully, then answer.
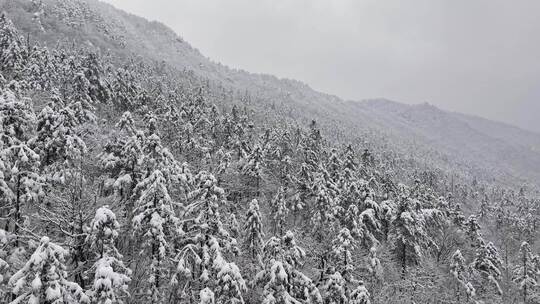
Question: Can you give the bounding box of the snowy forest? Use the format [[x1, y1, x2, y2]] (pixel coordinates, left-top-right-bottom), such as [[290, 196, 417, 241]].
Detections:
[[0, 0, 540, 304]]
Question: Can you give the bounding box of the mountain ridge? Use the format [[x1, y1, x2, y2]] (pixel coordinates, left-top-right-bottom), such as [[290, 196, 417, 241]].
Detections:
[[2, 0, 539, 188]]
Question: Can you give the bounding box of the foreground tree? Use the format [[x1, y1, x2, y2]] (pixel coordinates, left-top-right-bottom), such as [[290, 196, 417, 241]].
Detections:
[[349, 281, 370, 304], [174, 172, 245, 303], [132, 170, 180, 303], [86, 206, 131, 304], [449, 249, 475, 302], [0, 89, 42, 243], [512, 241, 539, 304], [389, 189, 433, 275], [8, 236, 89, 304], [254, 231, 322, 304]]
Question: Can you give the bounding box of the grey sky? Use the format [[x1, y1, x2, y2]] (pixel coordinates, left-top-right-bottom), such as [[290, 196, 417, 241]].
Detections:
[[103, 0, 540, 133]]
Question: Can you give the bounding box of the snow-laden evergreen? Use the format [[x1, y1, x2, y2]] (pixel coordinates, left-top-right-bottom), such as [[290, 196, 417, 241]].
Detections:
[[173, 171, 245, 303], [86, 206, 131, 304], [255, 231, 322, 304], [349, 281, 370, 304], [512, 241, 539, 303], [8, 236, 89, 304], [243, 199, 264, 258], [449, 249, 475, 302]]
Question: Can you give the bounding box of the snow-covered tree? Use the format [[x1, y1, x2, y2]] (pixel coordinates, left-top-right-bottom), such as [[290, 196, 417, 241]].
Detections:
[[241, 144, 263, 196], [0, 228, 10, 298], [464, 215, 482, 244], [327, 148, 342, 182], [331, 228, 355, 284], [229, 213, 240, 240], [111, 67, 146, 111], [471, 239, 503, 296], [255, 231, 322, 304], [200, 288, 215, 304], [8, 236, 89, 304], [349, 281, 370, 304], [99, 112, 146, 219], [271, 187, 288, 235], [0, 14, 26, 74], [244, 199, 264, 258], [341, 144, 357, 184], [215, 261, 247, 304], [512, 241, 538, 303], [0, 89, 43, 241], [30, 92, 87, 172], [132, 170, 180, 303], [86, 206, 131, 304], [129, 130, 188, 302], [23, 46, 53, 91], [367, 246, 382, 281], [311, 173, 339, 233], [320, 270, 347, 304], [449, 249, 475, 302], [389, 188, 434, 275], [174, 172, 244, 302]]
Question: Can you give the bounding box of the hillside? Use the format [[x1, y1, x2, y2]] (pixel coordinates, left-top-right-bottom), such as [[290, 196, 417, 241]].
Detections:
[[2, 0, 539, 189], [0, 1, 539, 304]]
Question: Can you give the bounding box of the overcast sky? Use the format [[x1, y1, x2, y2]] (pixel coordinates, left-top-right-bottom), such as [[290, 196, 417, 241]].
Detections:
[[103, 0, 540, 133]]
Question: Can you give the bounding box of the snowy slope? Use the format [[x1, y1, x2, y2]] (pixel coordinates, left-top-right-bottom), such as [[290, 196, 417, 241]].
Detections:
[[2, 0, 539, 187]]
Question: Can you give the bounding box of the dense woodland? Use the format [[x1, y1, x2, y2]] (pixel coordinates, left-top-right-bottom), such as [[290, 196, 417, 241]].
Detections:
[[0, 3, 540, 304]]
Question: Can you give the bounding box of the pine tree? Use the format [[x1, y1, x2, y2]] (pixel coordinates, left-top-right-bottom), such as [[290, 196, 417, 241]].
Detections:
[[389, 187, 434, 275], [471, 239, 503, 296], [0, 89, 43, 242], [367, 246, 382, 282], [241, 144, 264, 196], [229, 213, 240, 240], [311, 173, 339, 233], [174, 172, 244, 303], [271, 187, 288, 235], [86, 206, 131, 304], [81, 52, 111, 104], [130, 128, 187, 302], [0, 228, 10, 298], [350, 189, 381, 248], [341, 144, 357, 184], [0, 14, 26, 75], [30, 92, 87, 171], [254, 231, 322, 304], [244, 199, 264, 258], [331, 228, 355, 284], [327, 148, 342, 183], [23, 46, 53, 91], [8, 236, 89, 304], [200, 287, 215, 304], [215, 261, 247, 304], [512, 241, 538, 304], [449, 249, 475, 302], [321, 270, 347, 304], [132, 170, 180, 303], [464, 215, 482, 244], [99, 111, 146, 221], [349, 281, 370, 304], [112, 68, 145, 110]]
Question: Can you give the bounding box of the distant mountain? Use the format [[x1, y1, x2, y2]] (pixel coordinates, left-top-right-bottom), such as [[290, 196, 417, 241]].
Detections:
[[350, 99, 540, 186], [2, 0, 539, 188]]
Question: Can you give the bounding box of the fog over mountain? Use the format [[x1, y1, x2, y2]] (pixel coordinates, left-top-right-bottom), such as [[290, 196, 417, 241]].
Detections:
[[0, 1, 540, 304], [104, 0, 540, 133]]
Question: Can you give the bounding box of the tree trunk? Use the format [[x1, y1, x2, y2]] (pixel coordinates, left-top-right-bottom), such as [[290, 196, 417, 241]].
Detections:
[[401, 242, 407, 277]]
